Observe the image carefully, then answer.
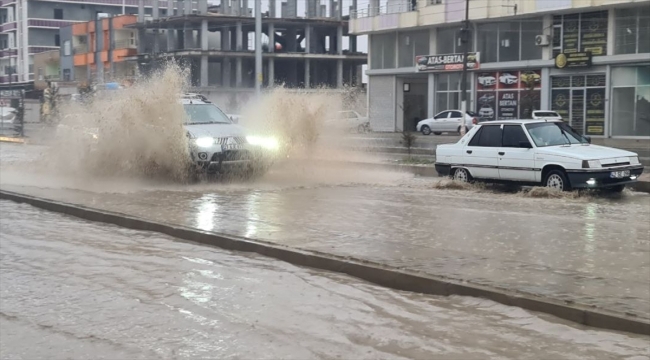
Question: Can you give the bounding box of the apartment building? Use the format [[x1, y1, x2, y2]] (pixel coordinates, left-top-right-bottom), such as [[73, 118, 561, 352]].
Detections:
[[351, 0, 650, 138], [59, 15, 138, 86], [0, 0, 165, 89]]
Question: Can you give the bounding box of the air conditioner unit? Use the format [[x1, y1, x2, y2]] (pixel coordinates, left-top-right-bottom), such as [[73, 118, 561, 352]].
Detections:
[[535, 35, 550, 47]]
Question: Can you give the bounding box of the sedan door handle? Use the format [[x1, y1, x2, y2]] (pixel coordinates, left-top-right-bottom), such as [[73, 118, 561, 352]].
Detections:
[[498, 152, 505, 155], [466, 150, 473, 154]]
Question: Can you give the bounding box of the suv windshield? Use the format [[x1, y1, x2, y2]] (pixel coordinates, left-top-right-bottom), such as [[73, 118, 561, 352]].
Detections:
[[184, 104, 232, 125], [525, 122, 588, 147]]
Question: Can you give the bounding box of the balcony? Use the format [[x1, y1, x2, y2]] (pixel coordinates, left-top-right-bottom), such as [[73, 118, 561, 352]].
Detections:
[[74, 45, 89, 54], [28, 46, 59, 54], [0, 48, 16, 57], [113, 39, 137, 49], [28, 19, 84, 29], [34, 0, 164, 6], [352, 2, 415, 18], [350, 2, 418, 34], [0, 21, 16, 33]]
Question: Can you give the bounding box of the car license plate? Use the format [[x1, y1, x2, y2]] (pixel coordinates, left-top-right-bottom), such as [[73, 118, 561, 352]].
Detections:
[[610, 170, 630, 179], [222, 144, 244, 151]]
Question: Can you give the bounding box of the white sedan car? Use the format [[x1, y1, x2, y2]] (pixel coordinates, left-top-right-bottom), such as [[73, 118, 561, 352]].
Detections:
[[499, 73, 518, 85], [477, 76, 496, 87], [416, 110, 479, 135], [435, 120, 644, 192]]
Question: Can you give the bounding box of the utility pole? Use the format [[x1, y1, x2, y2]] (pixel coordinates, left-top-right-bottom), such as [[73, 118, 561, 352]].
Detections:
[[459, 0, 470, 136], [254, 0, 262, 96]]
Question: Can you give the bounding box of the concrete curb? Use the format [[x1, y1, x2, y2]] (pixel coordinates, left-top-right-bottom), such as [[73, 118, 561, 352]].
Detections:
[[2, 189, 649, 336], [0, 136, 25, 144]]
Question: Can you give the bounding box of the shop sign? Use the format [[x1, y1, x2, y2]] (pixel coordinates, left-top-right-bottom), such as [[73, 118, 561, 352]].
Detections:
[[415, 52, 480, 72], [555, 51, 592, 69]]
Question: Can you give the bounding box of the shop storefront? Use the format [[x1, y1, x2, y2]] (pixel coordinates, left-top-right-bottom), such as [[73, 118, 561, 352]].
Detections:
[[415, 52, 476, 115], [610, 66, 650, 137], [550, 72, 607, 136]]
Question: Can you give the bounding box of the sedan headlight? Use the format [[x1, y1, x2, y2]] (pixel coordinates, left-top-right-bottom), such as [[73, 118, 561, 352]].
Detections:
[[630, 156, 640, 165], [194, 137, 214, 148], [247, 135, 280, 150], [582, 160, 601, 168]]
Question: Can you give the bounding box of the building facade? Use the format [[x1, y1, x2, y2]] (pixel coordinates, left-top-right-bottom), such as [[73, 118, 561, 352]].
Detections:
[[351, 0, 650, 138], [131, 0, 366, 90], [0, 0, 166, 89], [59, 15, 138, 86]]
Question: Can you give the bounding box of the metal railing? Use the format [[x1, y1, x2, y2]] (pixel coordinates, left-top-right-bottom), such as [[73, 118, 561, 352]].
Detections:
[[351, 1, 415, 19], [113, 39, 137, 49]]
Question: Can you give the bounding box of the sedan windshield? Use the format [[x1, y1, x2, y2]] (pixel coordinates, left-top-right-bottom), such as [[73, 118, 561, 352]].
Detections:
[[525, 122, 588, 147], [184, 104, 232, 125]]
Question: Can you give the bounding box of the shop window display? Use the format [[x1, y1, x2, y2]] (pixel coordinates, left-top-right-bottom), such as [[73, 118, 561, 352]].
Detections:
[[475, 69, 541, 121]]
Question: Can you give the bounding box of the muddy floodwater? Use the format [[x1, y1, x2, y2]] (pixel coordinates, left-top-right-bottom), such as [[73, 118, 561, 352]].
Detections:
[[2, 142, 649, 321], [1, 200, 649, 359]]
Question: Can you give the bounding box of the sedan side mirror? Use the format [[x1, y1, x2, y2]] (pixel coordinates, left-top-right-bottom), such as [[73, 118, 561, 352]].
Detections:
[[583, 135, 592, 144], [519, 141, 533, 149]]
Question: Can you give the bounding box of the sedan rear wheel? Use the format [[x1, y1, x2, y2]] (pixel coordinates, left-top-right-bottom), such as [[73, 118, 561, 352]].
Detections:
[[453, 168, 471, 183]]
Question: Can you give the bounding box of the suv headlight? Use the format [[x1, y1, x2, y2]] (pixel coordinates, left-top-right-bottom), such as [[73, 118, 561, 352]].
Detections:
[[247, 136, 279, 150], [195, 137, 214, 148], [630, 156, 640, 165]]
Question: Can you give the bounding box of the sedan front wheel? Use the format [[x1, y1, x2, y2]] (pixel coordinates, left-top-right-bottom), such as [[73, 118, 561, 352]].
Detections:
[[421, 125, 431, 135]]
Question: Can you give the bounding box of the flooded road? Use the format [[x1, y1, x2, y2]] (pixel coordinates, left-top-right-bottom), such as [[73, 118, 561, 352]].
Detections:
[[1, 142, 650, 322], [2, 200, 649, 359]]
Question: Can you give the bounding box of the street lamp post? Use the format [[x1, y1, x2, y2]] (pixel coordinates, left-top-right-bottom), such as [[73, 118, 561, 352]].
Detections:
[[459, 0, 470, 136]]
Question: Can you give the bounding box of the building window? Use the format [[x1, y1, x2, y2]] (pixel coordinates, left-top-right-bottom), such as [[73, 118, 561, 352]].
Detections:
[[54, 8, 63, 20], [54, 34, 60, 47], [437, 27, 474, 55], [370, 33, 396, 69], [611, 66, 650, 137], [552, 11, 608, 57], [615, 7, 650, 55], [429, 0, 443, 4], [38, 68, 43, 81], [398, 30, 429, 67], [435, 73, 472, 112], [63, 40, 71, 56], [477, 19, 543, 63]]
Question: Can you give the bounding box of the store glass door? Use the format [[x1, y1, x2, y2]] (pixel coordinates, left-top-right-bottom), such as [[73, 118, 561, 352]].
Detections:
[[551, 74, 606, 135]]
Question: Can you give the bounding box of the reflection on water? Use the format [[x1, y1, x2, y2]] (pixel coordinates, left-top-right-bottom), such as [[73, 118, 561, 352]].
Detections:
[[3, 200, 649, 360], [245, 192, 261, 238], [194, 194, 218, 231], [582, 203, 597, 270]]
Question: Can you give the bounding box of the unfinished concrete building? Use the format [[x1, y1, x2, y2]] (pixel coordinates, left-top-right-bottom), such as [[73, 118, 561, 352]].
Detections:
[[129, 0, 366, 95]]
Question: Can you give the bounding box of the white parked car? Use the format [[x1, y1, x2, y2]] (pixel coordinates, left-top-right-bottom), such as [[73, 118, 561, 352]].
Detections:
[[532, 110, 563, 121], [416, 110, 479, 136], [326, 110, 370, 133], [478, 107, 494, 119], [499, 73, 518, 85], [435, 119, 644, 192], [477, 75, 496, 87]]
